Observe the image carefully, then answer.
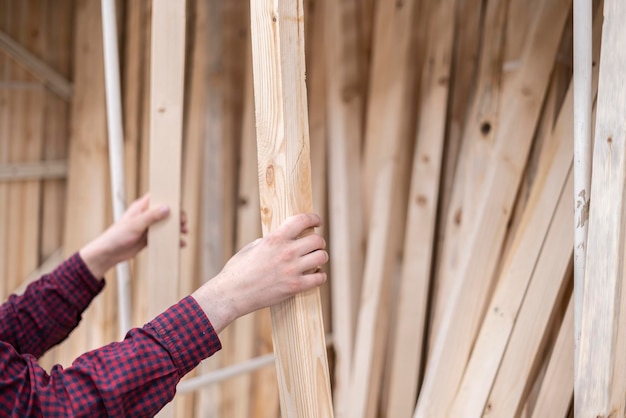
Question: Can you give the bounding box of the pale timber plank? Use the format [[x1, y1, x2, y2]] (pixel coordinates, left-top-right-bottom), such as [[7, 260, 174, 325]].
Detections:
[[324, 0, 364, 415], [484, 172, 574, 417], [194, 0, 225, 414], [361, 0, 418, 220], [531, 294, 574, 418], [414, 0, 571, 415], [384, 0, 455, 416], [575, 0, 626, 416], [348, 0, 418, 416], [147, 1, 186, 416], [249, 0, 333, 416], [428, 0, 509, 349], [176, 0, 208, 415], [60, 0, 109, 367]]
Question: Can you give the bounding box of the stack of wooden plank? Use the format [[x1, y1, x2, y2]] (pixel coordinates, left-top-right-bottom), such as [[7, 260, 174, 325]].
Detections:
[[0, 0, 617, 417]]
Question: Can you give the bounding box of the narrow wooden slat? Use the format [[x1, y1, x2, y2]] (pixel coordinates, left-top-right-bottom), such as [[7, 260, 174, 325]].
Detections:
[[484, 172, 573, 417], [576, 1, 626, 416], [59, 0, 109, 367], [222, 17, 259, 418], [249, 0, 333, 416], [175, 0, 208, 415], [348, 0, 418, 416], [147, 1, 186, 416], [0, 160, 66, 180], [415, 0, 570, 415], [428, 0, 509, 348], [324, 0, 364, 415], [146, 0, 185, 317], [448, 66, 581, 415], [361, 0, 418, 220], [194, 0, 225, 414], [0, 29, 71, 100], [384, 0, 455, 416], [531, 294, 574, 418], [572, 0, 593, 381]]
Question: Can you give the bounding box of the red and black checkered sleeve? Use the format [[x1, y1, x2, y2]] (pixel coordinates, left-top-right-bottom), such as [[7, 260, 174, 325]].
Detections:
[[0, 253, 105, 358], [0, 296, 222, 417]]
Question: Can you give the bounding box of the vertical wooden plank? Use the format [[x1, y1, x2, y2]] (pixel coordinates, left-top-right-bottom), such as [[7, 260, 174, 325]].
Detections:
[[4, 0, 44, 304], [383, 0, 455, 416], [361, 0, 417, 220], [175, 0, 206, 415], [249, 0, 333, 415], [576, 1, 626, 416], [324, 0, 364, 415], [147, 1, 186, 416], [347, 0, 418, 416], [428, 0, 509, 348], [194, 0, 224, 413], [483, 174, 574, 417], [58, 0, 109, 367], [414, 0, 571, 415], [531, 294, 574, 418]]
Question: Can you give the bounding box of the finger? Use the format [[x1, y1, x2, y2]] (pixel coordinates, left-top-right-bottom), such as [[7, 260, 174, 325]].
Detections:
[[298, 249, 329, 272], [180, 238, 187, 248], [274, 213, 323, 240], [137, 204, 170, 229], [293, 233, 326, 256], [181, 210, 187, 225], [298, 271, 327, 292], [126, 193, 150, 216]]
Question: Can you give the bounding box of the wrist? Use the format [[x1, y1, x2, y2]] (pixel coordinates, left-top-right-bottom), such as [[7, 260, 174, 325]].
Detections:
[[79, 237, 116, 278], [191, 276, 239, 334]]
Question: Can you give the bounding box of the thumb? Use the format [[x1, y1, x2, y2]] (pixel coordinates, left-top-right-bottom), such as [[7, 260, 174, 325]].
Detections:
[[138, 204, 170, 230]]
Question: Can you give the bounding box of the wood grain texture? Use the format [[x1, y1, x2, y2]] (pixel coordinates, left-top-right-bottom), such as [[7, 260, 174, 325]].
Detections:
[[428, 0, 509, 349], [531, 294, 574, 418], [147, 1, 186, 415], [324, 0, 364, 415], [484, 173, 573, 417], [414, 0, 571, 415], [249, 0, 333, 416], [347, 0, 418, 416], [576, 1, 626, 416], [384, 0, 455, 416]]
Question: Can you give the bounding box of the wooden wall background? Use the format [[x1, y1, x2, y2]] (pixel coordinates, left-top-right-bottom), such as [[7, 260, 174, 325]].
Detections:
[[0, 0, 600, 417]]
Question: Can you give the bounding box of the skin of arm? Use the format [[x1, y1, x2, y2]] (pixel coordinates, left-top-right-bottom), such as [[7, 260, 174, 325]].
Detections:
[[79, 194, 328, 333]]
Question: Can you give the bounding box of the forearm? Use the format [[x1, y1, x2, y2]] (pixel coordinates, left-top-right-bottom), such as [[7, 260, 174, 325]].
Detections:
[[0, 253, 104, 357], [0, 296, 221, 417]]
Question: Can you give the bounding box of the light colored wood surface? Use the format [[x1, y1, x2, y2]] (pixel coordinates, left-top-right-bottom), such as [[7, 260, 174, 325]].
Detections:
[[384, 0, 455, 415], [348, 0, 418, 416], [531, 294, 574, 418], [484, 173, 573, 417], [576, 1, 626, 416], [324, 0, 364, 415], [0, 29, 71, 100], [428, 0, 509, 349], [249, 0, 333, 416], [147, 1, 186, 415], [415, 0, 571, 415]]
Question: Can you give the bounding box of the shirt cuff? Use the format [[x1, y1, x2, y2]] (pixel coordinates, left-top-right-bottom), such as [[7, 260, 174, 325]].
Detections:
[[56, 253, 106, 310], [149, 296, 222, 376]]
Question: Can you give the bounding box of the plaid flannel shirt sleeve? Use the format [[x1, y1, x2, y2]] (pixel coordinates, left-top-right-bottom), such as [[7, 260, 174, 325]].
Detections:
[[0, 296, 222, 417]]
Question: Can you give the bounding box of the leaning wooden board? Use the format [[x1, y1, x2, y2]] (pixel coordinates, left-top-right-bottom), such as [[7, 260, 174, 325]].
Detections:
[[576, 0, 626, 416], [147, 0, 186, 416], [249, 0, 333, 416], [414, 0, 571, 415]]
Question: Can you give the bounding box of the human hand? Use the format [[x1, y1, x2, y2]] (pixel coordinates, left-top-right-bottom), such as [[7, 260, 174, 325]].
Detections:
[[80, 194, 188, 278], [192, 213, 328, 333]]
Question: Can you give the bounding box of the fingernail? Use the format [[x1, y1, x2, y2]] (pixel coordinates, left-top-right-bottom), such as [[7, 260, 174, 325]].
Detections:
[[160, 205, 170, 215]]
